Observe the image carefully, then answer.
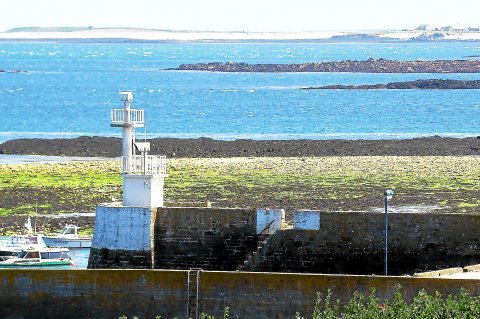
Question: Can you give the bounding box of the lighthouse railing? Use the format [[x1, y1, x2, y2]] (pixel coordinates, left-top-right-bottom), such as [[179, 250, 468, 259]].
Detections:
[[111, 108, 145, 125], [122, 155, 167, 175]]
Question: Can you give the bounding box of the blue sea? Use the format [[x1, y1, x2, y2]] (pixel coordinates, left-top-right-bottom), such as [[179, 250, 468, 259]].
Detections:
[[0, 41, 479, 142]]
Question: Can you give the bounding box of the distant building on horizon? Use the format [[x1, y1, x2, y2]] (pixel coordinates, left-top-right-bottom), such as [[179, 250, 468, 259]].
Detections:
[[416, 24, 432, 31]]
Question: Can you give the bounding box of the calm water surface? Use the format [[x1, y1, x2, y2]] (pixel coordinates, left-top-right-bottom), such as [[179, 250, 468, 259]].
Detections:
[[0, 41, 479, 142]]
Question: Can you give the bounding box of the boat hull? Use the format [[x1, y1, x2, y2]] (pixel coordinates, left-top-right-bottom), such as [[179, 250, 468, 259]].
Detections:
[[0, 260, 72, 268], [42, 237, 92, 248]]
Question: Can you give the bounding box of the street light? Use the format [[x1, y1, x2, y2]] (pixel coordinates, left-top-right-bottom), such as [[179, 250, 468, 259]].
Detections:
[[384, 189, 394, 276]]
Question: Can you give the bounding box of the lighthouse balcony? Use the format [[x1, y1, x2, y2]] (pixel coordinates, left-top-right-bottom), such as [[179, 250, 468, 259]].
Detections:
[[122, 155, 167, 176], [110, 108, 145, 127]]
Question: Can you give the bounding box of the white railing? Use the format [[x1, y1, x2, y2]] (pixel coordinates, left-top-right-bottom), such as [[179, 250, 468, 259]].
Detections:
[[122, 155, 167, 175], [111, 108, 144, 125]]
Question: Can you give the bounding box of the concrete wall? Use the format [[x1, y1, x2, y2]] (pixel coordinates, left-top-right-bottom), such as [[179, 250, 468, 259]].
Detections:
[[199, 271, 480, 318], [293, 210, 320, 229], [154, 207, 258, 270], [2, 269, 480, 319], [88, 204, 155, 268], [257, 209, 284, 234], [123, 174, 164, 207], [246, 212, 480, 275], [88, 207, 480, 274]]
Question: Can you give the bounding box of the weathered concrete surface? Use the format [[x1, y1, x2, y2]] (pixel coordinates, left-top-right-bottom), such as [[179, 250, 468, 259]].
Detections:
[[88, 204, 155, 268], [154, 207, 258, 270], [88, 248, 152, 269], [0, 269, 188, 319], [256, 209, 284, 234], [246, 212, 480, 275], [200, 271, 480, 319], [3, 269, 480, 319], [293, 210, 321, 229]]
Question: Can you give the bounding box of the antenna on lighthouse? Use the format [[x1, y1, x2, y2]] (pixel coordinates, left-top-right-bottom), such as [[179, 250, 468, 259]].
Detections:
[[118, 91, 135, 157]]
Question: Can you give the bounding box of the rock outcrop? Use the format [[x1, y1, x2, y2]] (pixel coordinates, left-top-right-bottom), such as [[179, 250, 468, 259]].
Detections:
[[303, 79, 480, 90], [168, 59, 480, 73], [0, 69, 27, 73], [1, 136, 479, 157]]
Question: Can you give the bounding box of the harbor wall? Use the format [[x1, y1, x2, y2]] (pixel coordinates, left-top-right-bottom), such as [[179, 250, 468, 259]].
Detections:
[[88, 204, 155, 268], [245, 212, 480, 275], [153, 207, 259, 270], [2, 269, 480, 319], [89, 206, 480, 274]]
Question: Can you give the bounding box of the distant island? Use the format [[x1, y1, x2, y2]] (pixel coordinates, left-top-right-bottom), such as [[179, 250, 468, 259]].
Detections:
[[1, 27, 480, 42], [168, 59, 480, 73], [303, 79, 480, 90]]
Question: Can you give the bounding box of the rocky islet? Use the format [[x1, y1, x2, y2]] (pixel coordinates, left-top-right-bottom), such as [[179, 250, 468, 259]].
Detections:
[[303, 79, 480, 90], [168, 58, 480, 73]]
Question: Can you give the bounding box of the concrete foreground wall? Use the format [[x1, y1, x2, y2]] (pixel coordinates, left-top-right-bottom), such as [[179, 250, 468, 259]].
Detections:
[[2, 269, 480, 319], [0, 269, 187, 319]]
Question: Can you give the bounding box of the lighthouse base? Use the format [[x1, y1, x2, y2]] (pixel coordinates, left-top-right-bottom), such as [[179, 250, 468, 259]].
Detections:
[[88, 204, 155, 269], [123, 174, 165, 207]]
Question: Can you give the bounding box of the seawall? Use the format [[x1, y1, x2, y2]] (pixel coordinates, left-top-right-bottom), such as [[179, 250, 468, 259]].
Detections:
[[245, 211, 480, 275], [1, 269, 480, 319], [90, 206, 480, 274]]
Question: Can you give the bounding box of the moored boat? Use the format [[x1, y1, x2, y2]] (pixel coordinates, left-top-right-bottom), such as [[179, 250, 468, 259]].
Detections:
[[0, 236, 74, 268], [0, 234, 39, 261], [41, 225, 92, 248]]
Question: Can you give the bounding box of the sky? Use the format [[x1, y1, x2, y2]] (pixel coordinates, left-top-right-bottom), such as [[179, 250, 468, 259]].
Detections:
[[1, 0, 479, 32]]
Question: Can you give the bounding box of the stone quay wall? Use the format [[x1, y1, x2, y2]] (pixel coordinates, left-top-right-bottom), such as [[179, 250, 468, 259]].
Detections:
[[153, 207, 258, 270], [2, 269, 480, 319], [245, 211, 480, 275]]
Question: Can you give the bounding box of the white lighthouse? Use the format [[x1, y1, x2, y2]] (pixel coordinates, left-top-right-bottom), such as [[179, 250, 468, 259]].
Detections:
[[110, 91, 166, 207], [88, 92, 166, 269]]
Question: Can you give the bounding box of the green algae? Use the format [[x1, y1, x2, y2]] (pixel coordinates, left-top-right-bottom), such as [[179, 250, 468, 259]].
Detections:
[[0, 156, 479, 216]]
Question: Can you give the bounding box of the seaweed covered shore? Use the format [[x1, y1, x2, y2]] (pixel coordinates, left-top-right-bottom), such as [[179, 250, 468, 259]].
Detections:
[[0, 136, 479, 158], [0, 136, 479, 234]]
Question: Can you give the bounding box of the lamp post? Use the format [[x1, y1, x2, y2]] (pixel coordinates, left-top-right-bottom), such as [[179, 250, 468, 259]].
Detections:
[[384, 189, 394, 276]]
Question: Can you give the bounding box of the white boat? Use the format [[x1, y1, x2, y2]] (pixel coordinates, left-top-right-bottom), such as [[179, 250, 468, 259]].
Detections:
[[0, 234, 39, 261], [0, 244, 74, 268], [41, 225, 92, 248]]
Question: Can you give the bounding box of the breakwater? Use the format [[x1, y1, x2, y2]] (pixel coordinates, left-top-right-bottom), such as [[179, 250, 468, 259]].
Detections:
[[168, 59, 480, 73], [89, 207, 480, 275]]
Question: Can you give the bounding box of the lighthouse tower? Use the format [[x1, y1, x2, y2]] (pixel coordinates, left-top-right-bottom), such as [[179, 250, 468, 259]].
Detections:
[[111, 91, 166, 207], [88, 92, 166, 269]]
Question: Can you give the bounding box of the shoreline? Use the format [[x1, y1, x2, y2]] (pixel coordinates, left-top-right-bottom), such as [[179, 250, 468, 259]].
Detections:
[[0, 136, 479, 158]]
